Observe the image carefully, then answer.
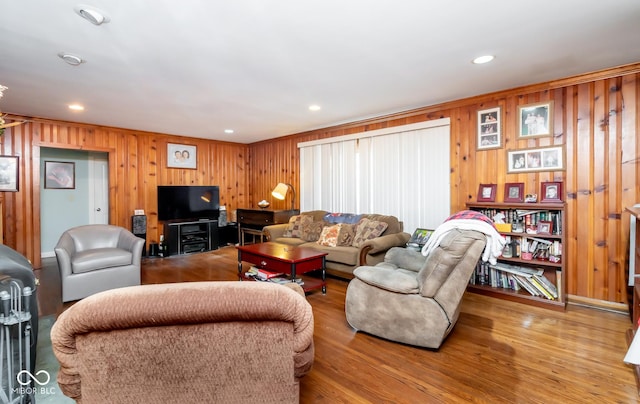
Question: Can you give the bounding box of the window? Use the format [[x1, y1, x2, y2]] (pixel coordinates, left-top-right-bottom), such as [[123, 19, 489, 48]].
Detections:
[[299, 118, 450, 232]]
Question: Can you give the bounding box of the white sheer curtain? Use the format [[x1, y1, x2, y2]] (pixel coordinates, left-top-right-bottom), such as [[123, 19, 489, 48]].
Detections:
[[299, 118, 450, 233]]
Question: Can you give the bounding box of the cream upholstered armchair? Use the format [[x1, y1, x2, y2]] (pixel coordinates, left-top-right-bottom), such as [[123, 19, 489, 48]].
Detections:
[[51, 281, 314, 404], [345, 229, 487, 349], [54, 224, 145, 302]]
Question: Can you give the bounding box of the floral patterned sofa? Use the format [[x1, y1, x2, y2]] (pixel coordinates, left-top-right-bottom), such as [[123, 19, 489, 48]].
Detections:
[[263, 210, 411, 279]]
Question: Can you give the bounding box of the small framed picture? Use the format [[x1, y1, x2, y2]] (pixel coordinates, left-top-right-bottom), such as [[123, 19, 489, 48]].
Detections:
[[518, 101, 554, 138], [477, 183, 497, 202], [44, 161, 75, 189], [504, 182, 524, 203], [507, 146, 564, 173], [0, 156, 19, 192], [408, 228, 434, 248], [477, 107, 502, 150], [537, 221, 553, 235], [541, 182, 563, 203], [167, 143, 197, 169]]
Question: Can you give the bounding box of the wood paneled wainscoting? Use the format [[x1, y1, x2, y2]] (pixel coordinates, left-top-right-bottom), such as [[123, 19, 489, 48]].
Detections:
[[3, 62, 640, 308], [249, 63, 640, 308], [0, 120, 250, 269], [37, 247, 638, 403]]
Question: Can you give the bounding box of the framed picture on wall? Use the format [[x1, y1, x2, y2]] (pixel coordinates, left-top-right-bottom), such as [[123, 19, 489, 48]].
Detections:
[[0, 156, 19, 192], [477, 107, 502, 150], [507, 146, 564, 173], [167, 143, 197, 169], [477, 183, 497, 202], [44, 161, 75, 189], [518, 101, 554, 138]]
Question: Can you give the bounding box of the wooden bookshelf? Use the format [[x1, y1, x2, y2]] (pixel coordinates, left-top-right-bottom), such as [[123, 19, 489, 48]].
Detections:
[[467, 202, 566, 311]]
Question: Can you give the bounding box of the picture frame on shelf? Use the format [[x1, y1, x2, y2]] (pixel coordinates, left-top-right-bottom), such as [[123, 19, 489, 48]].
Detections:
[[167, 143, 197, 169], [537, 221, 553, 235], [518, 101, 554, 138], [44, 161, 75, 189], [407, 228, 434, 248], [477, 183, 497, 202], [504, 182, 524, 203], [541, 181, 563, 203], [0, 156, 19, 192], [477, 107, 502, 150], [507, 145, 564, 173]]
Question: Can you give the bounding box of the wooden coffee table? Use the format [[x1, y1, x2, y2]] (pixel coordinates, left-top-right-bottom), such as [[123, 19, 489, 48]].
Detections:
[[236, 242, 328, 293]]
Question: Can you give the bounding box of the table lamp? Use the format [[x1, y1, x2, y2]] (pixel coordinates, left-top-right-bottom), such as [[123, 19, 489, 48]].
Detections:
[[272, 182, 296, 210]]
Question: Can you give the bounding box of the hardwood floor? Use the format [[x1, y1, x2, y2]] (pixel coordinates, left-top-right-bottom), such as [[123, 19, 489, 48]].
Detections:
[[35, 247, 639, 403]]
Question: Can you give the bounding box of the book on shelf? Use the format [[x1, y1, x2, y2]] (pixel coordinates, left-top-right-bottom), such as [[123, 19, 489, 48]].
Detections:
[[269, 277, 292, 285], [512, 275, 540, 296], [257, 268, 284, 280], [533, 274, 559, 298], [471, 262, 559, 300], [269, 277, 305, 286], [244, 266, 285, 281], [529, 276, 555, 299], [489, 262, 543, 277]]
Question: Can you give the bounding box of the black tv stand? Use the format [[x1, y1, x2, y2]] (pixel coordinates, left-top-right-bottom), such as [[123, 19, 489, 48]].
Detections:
[[164, 219, 219, 256]]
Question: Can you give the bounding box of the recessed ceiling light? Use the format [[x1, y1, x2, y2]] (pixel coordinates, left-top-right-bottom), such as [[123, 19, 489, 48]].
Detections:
[[74, 5, 110, 25], [68, 104, 85, 111], [58, 53, 85, 66], [224, 129, 234, 134], [309, 105, 321, 111], [472, 55, 495, 64]]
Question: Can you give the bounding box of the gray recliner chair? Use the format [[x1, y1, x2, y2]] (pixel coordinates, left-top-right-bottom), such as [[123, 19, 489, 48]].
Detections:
[[345, 229, 486, 349], [54, 224, 145, 302]]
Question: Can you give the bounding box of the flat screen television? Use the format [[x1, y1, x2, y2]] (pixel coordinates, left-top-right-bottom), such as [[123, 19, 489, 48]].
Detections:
[[157, 185, 220, 222]]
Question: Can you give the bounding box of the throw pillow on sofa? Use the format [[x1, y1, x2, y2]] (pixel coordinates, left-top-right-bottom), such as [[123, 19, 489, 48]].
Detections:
[[317, 223, 355, 247], [336, 223, 355, 246], [283, 215, 313, 238], [300, 221, 326, 242], [352, 218, 389, 248]]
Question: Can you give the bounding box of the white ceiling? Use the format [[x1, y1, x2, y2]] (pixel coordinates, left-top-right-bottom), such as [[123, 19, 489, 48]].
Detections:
[[1, 1, 639, 144]]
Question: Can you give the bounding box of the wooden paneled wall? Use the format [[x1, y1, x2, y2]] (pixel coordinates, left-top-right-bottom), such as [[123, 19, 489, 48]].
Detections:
[[0, 120, 249, 269], [249, 63, 640, 306], [2, 63, 639, 306]]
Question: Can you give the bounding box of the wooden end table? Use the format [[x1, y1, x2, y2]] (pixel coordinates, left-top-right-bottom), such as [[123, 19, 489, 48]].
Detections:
[[236, 242, 328, 293]]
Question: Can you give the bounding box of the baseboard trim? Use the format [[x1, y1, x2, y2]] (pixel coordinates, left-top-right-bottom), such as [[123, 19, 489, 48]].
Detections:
[[568, 294, 629, 314]]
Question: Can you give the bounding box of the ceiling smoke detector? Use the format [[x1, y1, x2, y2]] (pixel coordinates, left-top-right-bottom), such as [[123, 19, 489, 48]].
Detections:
[[58, 53, 85, 66], [74, 5, 110, 25]]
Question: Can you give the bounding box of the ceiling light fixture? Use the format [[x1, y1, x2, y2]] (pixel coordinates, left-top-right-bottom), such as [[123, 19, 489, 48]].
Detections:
[[74, 5, 110, 25], [309, 105, 321, 111], [58, 53, 85, 66], [472, 55, 495, 64], [224, 129, 234, 134], [68, 104, 85, 111]]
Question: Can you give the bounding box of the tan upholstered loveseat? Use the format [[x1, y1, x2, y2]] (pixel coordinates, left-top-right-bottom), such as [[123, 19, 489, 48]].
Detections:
[[263, 210, 411, 278]]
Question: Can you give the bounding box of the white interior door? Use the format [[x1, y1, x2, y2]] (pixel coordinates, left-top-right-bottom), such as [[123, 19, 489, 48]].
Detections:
[[89, 154, 109, 224]]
